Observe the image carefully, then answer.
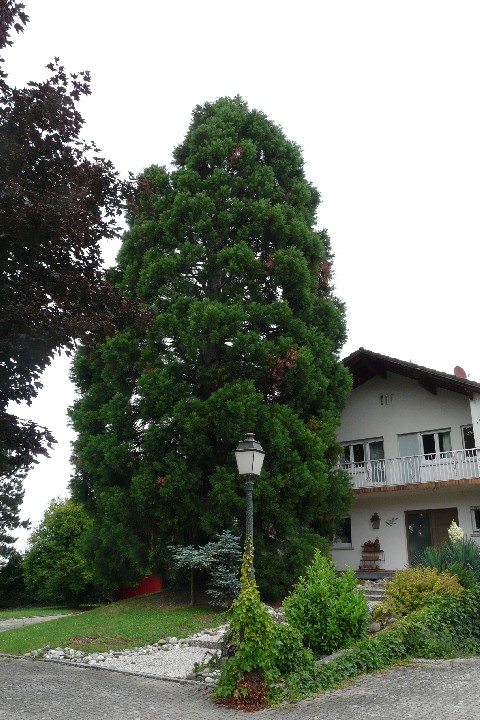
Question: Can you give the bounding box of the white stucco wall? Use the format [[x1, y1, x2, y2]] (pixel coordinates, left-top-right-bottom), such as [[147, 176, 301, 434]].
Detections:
[[331, 486, 480, 572], [337, 373, 473, 459], [332, 373, 480, 573]]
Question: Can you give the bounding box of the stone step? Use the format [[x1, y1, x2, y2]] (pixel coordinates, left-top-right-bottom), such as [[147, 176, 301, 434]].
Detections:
[[358, 582, 387, 603]]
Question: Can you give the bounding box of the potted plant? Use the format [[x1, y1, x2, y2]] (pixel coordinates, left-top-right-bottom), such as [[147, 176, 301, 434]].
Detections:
[[363, 538, 380, 550]]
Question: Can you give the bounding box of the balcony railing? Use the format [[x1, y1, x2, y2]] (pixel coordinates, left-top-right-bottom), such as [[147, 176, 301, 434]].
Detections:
[[341, 449, 480, 489]]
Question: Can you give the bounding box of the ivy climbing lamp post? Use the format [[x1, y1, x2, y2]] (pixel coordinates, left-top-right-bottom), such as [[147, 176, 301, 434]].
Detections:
[[235, 433, 265, 579]]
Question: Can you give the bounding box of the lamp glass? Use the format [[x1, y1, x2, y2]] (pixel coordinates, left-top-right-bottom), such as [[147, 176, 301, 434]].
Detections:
[[235, 433, 265, 475]]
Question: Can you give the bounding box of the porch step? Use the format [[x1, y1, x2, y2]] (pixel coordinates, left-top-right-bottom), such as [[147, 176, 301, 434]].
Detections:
[[358, 580, 387, 603]]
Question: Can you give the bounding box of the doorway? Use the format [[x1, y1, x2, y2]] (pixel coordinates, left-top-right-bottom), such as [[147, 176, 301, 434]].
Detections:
[[405, 508, 458, 563]]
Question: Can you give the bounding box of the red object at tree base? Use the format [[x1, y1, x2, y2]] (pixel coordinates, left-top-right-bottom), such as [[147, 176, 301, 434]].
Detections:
[[116, 575, 163, 600]]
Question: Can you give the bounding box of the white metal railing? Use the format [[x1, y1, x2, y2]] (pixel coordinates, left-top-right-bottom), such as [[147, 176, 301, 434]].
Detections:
[[340, 448, 480, 489]]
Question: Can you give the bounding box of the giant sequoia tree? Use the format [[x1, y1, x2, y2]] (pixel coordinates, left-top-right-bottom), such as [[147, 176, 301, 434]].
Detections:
[[70, 98, 352, 596]]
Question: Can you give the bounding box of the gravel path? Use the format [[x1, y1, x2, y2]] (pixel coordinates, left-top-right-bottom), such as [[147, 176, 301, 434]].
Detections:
[[0, 614, 75, 633], [23, 626, 228, 682], [100, 645, 216, 678]]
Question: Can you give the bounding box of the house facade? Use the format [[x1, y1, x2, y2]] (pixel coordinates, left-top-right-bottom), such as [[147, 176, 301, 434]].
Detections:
[[331, 348, 480, 577]]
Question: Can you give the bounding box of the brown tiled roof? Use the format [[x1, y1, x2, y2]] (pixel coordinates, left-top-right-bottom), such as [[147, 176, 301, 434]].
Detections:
[[343, 348, 480, 398]]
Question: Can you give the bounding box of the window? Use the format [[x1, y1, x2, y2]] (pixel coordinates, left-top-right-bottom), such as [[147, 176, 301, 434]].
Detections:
[[332, 516, 352, 546], [463, 425, 476, 456], [342, 438, 385, 483], [421, 430, 451, 459], [398, 430, 452, 460], [471, 507, 480, 535], [342, 439, 384, 466]]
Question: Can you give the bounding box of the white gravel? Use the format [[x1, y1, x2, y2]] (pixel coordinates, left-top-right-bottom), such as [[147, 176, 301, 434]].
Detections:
[[101, 645, 216, 678], [30, 627, 229, 682]]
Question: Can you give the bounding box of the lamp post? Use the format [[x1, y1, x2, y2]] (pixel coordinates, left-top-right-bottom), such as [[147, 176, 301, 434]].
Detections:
[[235, 433, 265, 580]]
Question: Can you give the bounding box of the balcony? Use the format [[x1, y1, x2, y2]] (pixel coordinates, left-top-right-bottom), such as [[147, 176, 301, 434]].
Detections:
[[341, 449, 480, 489]]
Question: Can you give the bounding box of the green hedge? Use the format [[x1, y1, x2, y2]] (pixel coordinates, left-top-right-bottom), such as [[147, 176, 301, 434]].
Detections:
[[277, 586, 480, 701]]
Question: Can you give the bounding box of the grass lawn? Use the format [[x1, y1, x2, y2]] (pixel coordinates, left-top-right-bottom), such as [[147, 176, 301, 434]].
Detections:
[[0, 607, 77, 621], [0, 590, 226, 656]]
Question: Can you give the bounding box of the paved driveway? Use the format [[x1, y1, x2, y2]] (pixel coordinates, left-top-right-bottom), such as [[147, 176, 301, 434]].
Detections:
[[0, 614, 75, 633], [1, 655, 479, 719]]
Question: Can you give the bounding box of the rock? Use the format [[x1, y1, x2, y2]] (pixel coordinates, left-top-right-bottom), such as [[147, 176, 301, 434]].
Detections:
[[369, 621, 382, 633]]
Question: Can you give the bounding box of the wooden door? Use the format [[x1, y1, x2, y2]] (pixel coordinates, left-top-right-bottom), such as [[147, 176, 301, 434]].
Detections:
[[406, 507, 458, 564], [431, 508, 459, 546]]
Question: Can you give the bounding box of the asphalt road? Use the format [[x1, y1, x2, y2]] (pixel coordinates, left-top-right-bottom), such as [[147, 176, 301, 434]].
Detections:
[[1, 655, 480, 719]]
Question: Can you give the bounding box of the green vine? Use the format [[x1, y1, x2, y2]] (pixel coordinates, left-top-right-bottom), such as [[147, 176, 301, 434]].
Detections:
[[215, 539, 275, 707]]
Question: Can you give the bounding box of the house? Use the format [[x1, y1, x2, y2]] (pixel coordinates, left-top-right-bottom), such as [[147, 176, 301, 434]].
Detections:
[[331, 348, 480, 577]]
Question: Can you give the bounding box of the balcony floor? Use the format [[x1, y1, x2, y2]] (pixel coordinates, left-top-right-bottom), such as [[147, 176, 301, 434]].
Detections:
[[354, 475, 480, 494]]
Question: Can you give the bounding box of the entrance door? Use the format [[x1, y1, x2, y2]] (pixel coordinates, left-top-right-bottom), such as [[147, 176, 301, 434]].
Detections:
[[405, 508, 458, 563]]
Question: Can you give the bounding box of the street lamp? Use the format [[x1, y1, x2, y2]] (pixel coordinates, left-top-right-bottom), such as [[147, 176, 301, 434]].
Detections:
[[235, 433, 265, 579]]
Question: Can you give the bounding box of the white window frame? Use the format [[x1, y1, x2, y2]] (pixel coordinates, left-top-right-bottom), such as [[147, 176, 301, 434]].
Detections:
[[471, 506, 480, 535], [342, 438, 384, 466], [332, 515, 352, 548], [398, 429, 452, 459], [462, 425, 477, 456], [420, 429, 452, 458]]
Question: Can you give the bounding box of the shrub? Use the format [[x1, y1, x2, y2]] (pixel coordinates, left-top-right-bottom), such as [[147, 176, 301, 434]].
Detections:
[[375, 566, 463, 619], [414, 538, 480, 588], [282, 586, 480, 702], [283, 551, 369, 655], [168, 531, 242, 606], [205, 531, 242, 607], [270, 622, 314, 677]]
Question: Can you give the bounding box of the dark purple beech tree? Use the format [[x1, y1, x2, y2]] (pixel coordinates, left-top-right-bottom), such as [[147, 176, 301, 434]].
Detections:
[[0, 2, 139, 559], [70, 97, 353, 598]]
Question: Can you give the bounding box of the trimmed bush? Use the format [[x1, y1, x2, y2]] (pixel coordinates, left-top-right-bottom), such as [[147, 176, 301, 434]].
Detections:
[[374, 566, 463, 619], [283, 551, 369, 655]]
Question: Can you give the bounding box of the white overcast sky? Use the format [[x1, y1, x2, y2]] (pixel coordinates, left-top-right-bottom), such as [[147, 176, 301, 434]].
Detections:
[[5, 0, 480, 548]]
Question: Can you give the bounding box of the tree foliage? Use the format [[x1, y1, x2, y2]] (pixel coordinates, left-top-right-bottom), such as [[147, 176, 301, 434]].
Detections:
[[0, 474, 28, 561], [0, 549, 31, 607], [70, 97, 352, 596], [169, 530, 242, 606], [22, 498, 99, 605], [0, 1, 142, 559]]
